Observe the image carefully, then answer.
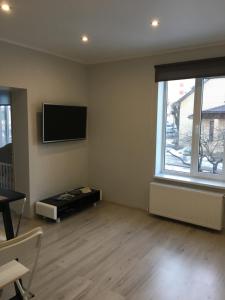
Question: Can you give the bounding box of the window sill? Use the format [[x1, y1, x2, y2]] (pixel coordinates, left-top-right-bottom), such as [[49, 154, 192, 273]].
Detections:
[[154, 173, 225, 190]]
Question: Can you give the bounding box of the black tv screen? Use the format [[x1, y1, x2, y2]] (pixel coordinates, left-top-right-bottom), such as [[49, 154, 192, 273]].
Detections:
[[43, 104, 87, 143]]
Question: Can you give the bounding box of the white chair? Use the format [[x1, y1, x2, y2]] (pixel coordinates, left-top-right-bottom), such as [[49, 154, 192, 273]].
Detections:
[[0, 227, 43, 299]]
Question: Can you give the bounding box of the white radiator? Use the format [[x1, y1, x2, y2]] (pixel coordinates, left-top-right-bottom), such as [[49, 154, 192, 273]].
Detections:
[[149, 182, 224, 230]]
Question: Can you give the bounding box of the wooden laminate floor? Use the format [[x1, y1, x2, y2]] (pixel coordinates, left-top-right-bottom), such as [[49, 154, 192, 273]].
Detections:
[[1, 201, 225, 300]]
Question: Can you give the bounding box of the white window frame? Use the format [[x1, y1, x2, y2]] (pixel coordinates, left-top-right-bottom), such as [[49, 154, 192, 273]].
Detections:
[[155, 77, 225, 182]]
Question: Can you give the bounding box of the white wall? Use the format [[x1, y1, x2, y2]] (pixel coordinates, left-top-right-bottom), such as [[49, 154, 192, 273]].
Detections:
[[88, 44, 225, 210], [0, 41, 88, 215]]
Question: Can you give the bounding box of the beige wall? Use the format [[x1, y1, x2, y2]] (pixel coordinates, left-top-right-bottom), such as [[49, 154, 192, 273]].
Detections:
[[88, 44, 225, 210], [0, 41, 88, 215]]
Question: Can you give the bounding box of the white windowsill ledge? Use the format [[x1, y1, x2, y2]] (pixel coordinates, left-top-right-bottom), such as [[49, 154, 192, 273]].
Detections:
[[154, 173, 225, 190]]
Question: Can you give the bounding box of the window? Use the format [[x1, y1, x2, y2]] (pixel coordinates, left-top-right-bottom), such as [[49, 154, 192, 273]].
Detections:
[[0, 91, 12, 148], [164, 79, 195, 173], [155, 57, 225, 181]]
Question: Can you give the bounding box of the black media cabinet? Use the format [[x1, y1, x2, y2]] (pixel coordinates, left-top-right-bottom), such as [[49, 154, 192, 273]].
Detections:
[[35, 188, 101, 222]]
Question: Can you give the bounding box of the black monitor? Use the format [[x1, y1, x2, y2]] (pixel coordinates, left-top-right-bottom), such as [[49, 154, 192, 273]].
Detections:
[[43, 104, 87, 143]]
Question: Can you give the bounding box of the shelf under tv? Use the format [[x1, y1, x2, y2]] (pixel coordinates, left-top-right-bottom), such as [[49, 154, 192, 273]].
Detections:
[[35, 187, 102, 222]]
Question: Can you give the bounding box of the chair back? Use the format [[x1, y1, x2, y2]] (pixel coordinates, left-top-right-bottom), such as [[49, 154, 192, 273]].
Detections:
[[0, 227, 43, 297], [0, 227, 43, 265]]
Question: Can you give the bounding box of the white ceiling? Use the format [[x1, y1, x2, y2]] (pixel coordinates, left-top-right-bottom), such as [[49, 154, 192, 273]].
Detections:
[[0, 0, 225, 64]]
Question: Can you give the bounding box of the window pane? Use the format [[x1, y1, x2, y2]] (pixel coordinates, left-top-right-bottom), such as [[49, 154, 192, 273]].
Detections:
[[164, 79, 195, 173], [199, 77, 225, 175], [0, 106, 12, 147]]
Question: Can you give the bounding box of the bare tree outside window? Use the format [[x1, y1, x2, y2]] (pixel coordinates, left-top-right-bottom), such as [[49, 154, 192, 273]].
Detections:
[[164, 79, 195, 173]]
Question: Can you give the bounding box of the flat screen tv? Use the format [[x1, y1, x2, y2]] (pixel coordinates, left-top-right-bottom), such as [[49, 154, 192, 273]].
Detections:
[[43, 104, 87, 143]]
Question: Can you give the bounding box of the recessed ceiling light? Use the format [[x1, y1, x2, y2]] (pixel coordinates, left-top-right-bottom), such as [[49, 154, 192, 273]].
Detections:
[[151, 19, 159, 27], [81, 35, 89, 43], [1, 2, 11, 12]]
